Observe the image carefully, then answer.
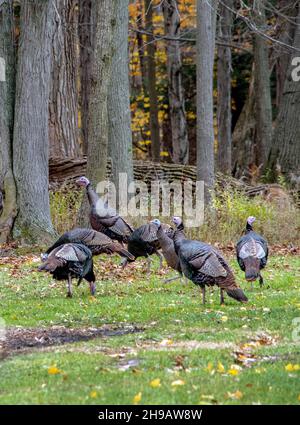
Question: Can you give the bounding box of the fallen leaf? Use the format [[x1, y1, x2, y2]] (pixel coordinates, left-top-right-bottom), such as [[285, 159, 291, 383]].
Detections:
[[48, 365, 62, 375], [90, 391, 97, 398], [133, 392, 142, 404], [217, 361, 225, 373], [228, 368, 239, 376], [171, 379, 185, 387], [150, 378, 161, 388], [227, 390, 243, 400]]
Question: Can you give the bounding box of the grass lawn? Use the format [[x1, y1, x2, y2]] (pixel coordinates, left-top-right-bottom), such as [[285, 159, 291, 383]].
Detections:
[[0, 252, 299, 405]]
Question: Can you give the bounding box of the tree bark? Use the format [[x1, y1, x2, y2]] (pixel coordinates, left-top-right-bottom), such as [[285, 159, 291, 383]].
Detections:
[[77, 0, 115, 225], [266, 4, 300, 183], [108, 0, 134, 208], [78, 0, 92, 155], [13, 0, 56, 243], [0, 0, 17, 242], [163, 0, 189, 165], [217, 0, 233, 174], [49, 0, 80, 160], [232, 65, 256, 180], [196, 0, 218, 204], [144, 0, 160, 162], [253, 0, 273, 167]]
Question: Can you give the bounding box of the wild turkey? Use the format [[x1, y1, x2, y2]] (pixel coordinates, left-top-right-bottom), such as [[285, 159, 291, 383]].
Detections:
[[172, 217, 248, 305], [236, 216, 268, 287], [76, 176, 134, 243], [38, 243, 95, 297], [43, 228, 134, 261], [122, 222, 172, 272], [151, 219, 182, 283]]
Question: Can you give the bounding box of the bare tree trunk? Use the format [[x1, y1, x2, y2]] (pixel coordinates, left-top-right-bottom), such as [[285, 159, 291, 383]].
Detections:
[[0, 0, 17, 242], [266, 4, 300, 183], [253, 0, 273, 167], [196, 0, 218, 204], [78, 0, 114, 225], [144, 0, 160, 162], [78, 0, 92, 154], [13, 0, 56, 243], [232, 65, 256, 180], [163, 0, 189, 165], [217, 0, 233, 174], [108, 0, 134, 208], [49, 0, 80, 160]]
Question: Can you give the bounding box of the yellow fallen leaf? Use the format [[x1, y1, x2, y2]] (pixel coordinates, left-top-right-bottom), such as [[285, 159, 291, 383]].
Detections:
[[150, 378, 161, 388], [285, 363, 300, 372], [228, 368, 239, 376], [159, 339, 173, 346], [227, 390, 243, 400], [171, 379, 185, 387], [133, 392, 142, 404], [217, 361, 225, 373], [48, 365, 62, 375], [90, 391, 97, 399], [298, 394, 300, 401], [221, 316, 228, 322]]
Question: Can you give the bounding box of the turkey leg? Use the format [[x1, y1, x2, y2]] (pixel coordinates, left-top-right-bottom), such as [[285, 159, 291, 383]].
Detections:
[[220, 288, 225, 305], [67, 273, 73, 298], [201, 287, 206, 305]]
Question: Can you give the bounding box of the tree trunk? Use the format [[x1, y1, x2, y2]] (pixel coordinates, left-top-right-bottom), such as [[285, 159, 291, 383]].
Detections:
[[78, 0, 92, 155], [144, 0, 160, 162], [49, 0, 80, 160], [253, 0, 273, 167], [217, 0, 233, 174], [108, 0, 134, 209], [196, 0, 218, 204], [266, 4, 300, 183], [0, 0, 17, 243], [163, 0, 189, 165], [232, 65, 256, 180], [77, 0, 115, 225], [13, 0, 56, 244]]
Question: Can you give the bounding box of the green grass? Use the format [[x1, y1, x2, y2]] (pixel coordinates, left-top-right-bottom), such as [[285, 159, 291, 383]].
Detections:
[[0, 254, 299, 405]]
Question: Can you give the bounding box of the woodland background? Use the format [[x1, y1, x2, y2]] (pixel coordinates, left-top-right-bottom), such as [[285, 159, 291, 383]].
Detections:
[[0, 0, 299, 245]]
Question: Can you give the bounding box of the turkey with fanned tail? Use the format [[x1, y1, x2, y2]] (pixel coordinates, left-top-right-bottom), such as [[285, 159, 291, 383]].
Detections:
[[236, 216, 269, 287], [172, 217, 248, 305], [38, 243, 96, 298]]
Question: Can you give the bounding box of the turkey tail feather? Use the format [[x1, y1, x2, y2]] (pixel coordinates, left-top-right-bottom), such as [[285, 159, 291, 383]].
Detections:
[[119, 247, 135, 260], [226, 288, 248, 303], [244, 257, 260, 281]]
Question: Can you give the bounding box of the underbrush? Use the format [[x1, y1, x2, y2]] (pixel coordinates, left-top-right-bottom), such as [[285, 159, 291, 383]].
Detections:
[[49, 186, 300, 246]]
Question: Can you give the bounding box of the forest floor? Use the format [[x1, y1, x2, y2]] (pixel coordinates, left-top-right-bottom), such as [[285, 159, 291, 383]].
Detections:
[[0, 251, 299, 405]]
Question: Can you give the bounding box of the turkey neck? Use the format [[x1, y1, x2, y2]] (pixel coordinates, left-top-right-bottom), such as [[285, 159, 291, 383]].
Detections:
[[173, 223, 186, 252], [86, 184, 100, 207], [246, 222, 253, 233]]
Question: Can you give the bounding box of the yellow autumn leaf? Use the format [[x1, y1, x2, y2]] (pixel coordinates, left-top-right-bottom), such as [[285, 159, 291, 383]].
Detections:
[[228, 368, 239, 376], [48, 365, 62, 375], [298, 394, 300, 401], [217, 361, 225, 373], [133, 392, 142, 404], [150, 378, 161, 388], [171, 379, 185, 387], [221, 316, 228, 322], [90, 391, 97, 399], [285, 363, 300, 372], [227, 390, 243, 400]]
